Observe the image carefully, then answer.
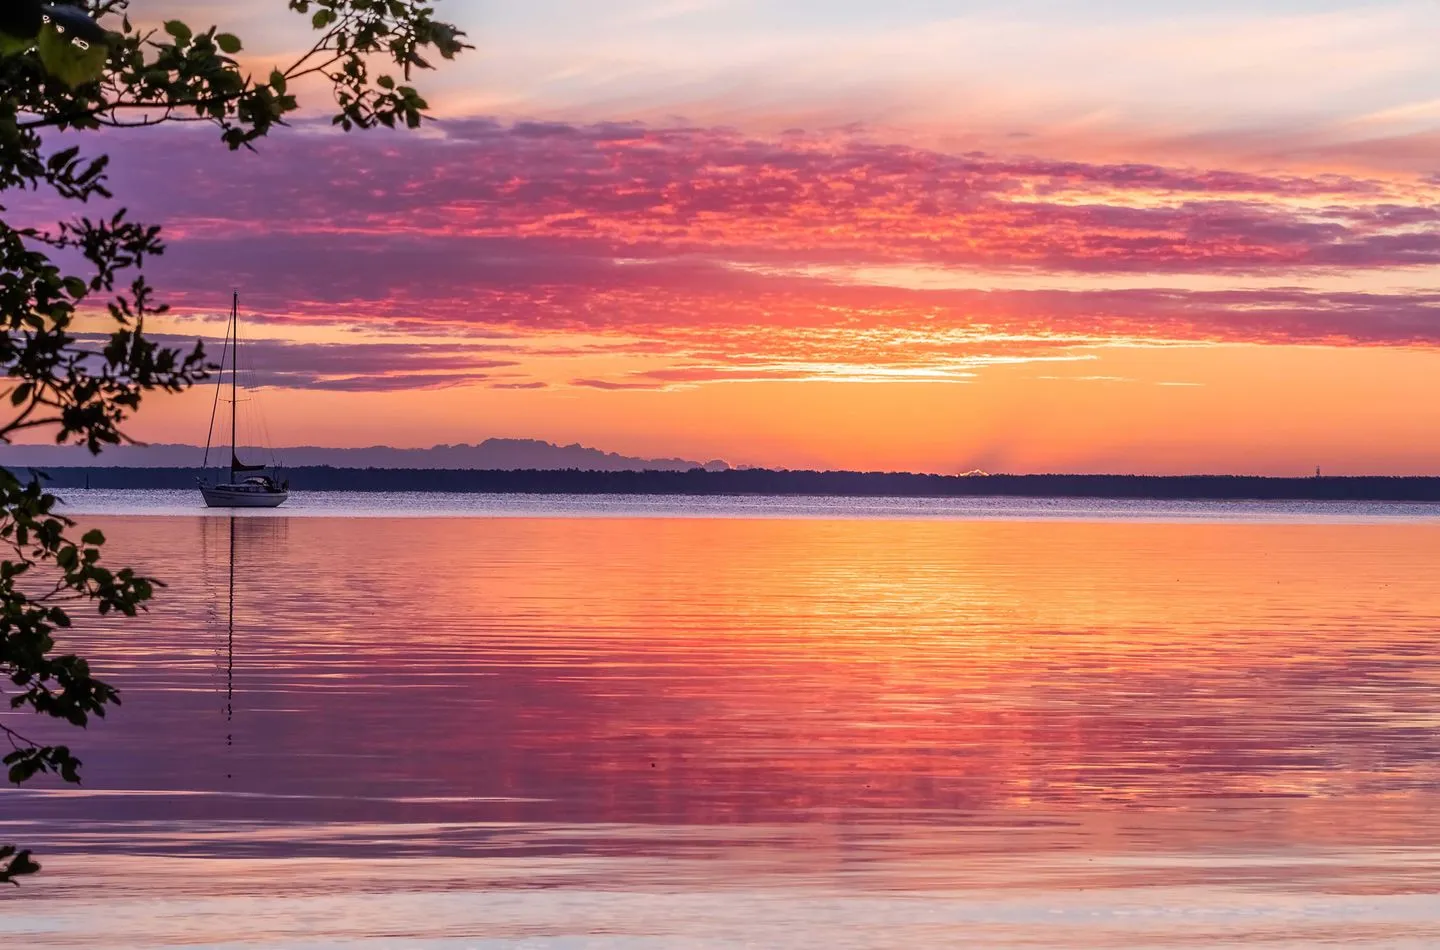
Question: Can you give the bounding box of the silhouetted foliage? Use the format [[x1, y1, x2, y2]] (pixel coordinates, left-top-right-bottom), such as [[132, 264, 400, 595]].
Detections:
[[1, 0, 466, 883]]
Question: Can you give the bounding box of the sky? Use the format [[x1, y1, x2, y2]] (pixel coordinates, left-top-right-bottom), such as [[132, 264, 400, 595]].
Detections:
[[33, 0, 1440, 472]]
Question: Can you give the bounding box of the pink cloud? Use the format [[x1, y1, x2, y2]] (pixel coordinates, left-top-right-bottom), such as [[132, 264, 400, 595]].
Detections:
[[570, 378, 666, 391], [83, 335, 522, 392], [97, 120, 1434, 277], [37, 119, 1440, 391]]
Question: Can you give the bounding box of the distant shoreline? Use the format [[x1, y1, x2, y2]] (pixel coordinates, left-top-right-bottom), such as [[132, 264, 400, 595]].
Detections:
[[24, 467, 1440, 502]]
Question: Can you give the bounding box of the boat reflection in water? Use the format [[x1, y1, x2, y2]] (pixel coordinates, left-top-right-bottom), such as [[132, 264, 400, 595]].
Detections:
[[200, 515, 291, 777]]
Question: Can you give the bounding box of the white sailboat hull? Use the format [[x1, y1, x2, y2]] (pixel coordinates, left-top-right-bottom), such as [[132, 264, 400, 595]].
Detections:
[[201, 484, 289, 508]]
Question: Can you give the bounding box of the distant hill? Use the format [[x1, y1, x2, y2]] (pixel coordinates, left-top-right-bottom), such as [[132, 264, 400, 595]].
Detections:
[[0, 438, 732, 472]]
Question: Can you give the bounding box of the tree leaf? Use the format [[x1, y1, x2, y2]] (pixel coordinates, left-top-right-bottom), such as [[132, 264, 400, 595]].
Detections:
[[7, 760, 38, 785], [39, 4, 108, 44], [0, 30, 36, 55], [36, 26, 107, 87], [215, 33, 242, 54], [162, 19, 191, 44]]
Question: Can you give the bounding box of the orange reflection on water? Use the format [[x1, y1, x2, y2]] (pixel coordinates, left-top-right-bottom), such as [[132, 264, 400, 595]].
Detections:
[[9, 511, 1440, 947], [20, 515, 1430, 838]]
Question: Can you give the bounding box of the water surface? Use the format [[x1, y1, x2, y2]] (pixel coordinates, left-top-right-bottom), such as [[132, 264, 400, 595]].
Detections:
[[5, 503, 1440, 947], [51, 488, 1440, 523]]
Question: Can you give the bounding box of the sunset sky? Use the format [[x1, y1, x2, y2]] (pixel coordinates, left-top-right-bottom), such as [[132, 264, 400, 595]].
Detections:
[[46, 0, 1440, 473]]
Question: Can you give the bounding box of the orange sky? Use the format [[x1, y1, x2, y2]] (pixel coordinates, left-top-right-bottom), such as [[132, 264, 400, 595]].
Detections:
[[29, 1, 1440, 473]]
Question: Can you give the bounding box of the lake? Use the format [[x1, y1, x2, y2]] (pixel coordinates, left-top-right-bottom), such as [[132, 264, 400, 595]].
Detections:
[[5, 494, 1440, 947]]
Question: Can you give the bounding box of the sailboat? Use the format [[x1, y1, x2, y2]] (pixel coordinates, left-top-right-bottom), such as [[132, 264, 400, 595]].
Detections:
[[198, 292, 290, 508]]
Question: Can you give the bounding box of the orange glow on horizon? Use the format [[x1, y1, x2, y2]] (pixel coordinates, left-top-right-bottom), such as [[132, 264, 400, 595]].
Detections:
[[95, 341, 1440, 476], [36, 116, 1440, 474]]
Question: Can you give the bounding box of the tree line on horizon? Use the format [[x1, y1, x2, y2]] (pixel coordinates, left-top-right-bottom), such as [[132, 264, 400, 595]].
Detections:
[[32, 466, 1440, 500]]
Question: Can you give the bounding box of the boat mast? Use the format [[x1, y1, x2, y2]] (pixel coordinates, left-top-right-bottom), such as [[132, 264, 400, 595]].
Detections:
[[200, 297, 234, 474], [230, 290, 238, 481]]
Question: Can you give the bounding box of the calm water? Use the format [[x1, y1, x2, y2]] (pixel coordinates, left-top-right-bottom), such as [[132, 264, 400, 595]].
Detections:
[[6, 497, 1440, 947]]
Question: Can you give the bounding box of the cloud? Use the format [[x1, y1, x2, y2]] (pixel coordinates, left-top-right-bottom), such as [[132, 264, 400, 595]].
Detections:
[[1037, 375, 1134, 383], [86, 334, 520, 393], [629, 362, 982, 385], [45, 119, 1440, 391], [570, 377, 671, 390], [284, 372, 479, 392], [104, 121, 1432, 279]]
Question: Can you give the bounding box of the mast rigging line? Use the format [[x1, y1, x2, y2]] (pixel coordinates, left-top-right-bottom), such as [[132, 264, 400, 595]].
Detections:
[[231, 289, 238, 475], [201, 293, 235, 471]]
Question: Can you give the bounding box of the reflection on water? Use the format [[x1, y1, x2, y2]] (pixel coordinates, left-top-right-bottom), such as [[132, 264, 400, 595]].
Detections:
[[222, 517, 234, 760], [7, 513, 1440, 947]]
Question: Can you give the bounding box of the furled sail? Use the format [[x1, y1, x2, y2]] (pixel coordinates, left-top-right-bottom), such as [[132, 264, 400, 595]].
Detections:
[[231, 453, 267, 473]]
